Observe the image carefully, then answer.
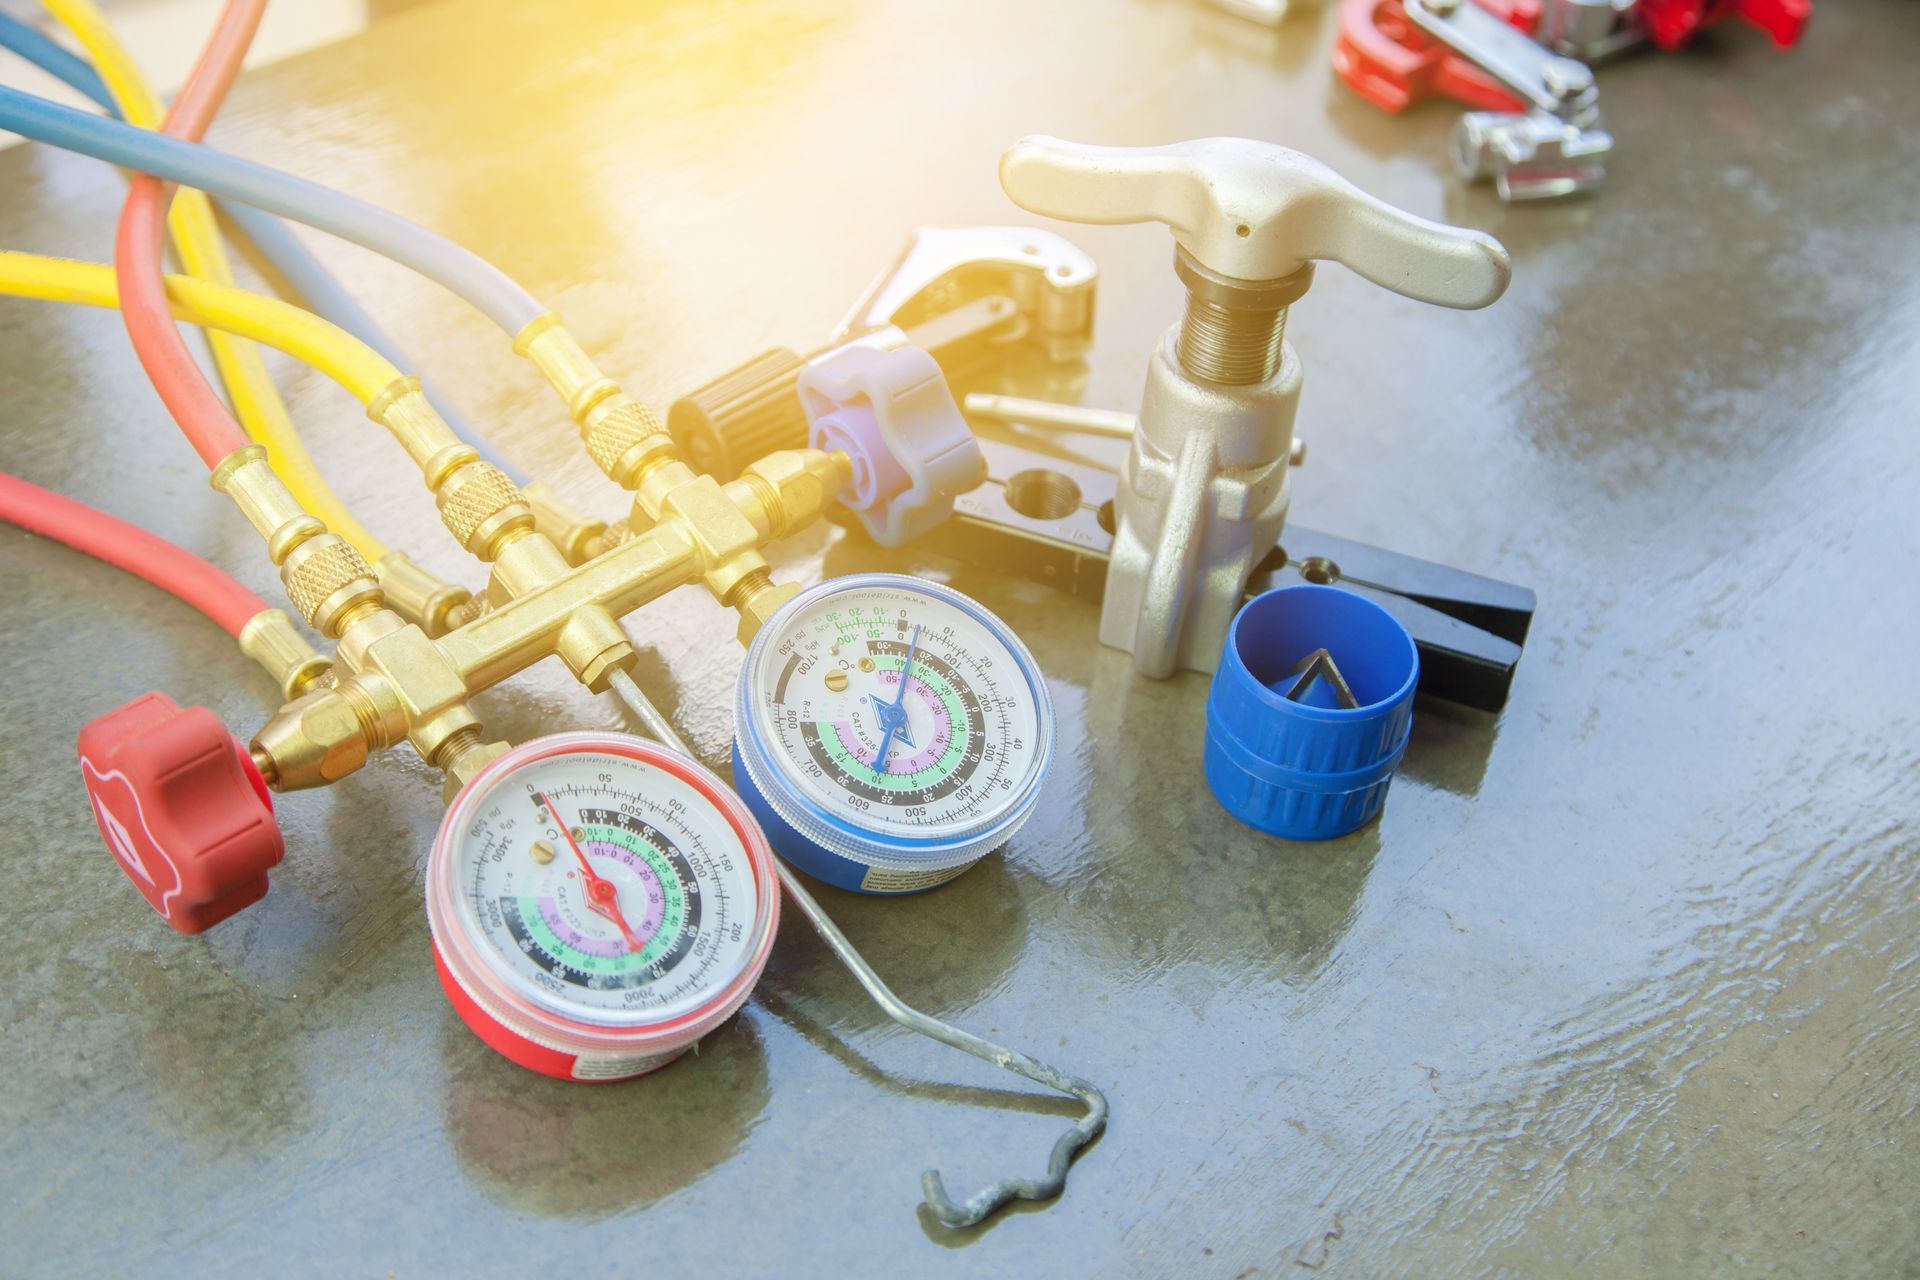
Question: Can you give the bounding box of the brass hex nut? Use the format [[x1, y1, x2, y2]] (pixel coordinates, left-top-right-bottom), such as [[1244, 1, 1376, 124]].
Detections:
[[251, 679, 401, 791], [735, 578, 800, 645], [441, 738, 511, 804], [738, 448, 848, 539], [556, 606, 636, 693]]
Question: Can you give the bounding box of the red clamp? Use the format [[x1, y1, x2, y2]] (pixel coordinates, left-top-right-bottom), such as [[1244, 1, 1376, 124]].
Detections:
[[77, 692, 282, 934], [1638, 0, 1810, 49], [1333, 0, 1534, 115]]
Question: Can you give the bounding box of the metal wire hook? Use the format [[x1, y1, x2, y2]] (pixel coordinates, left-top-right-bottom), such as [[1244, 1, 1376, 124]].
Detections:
[[770, 859, 1108, 1227], [610, 671, 1109, 1228]]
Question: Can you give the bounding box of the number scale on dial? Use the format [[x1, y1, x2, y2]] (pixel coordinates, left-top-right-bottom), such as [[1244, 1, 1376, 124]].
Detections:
[[733, 574, 1055, 895], [454, 755, 757, 1024], [427, 733, 780, 1081]]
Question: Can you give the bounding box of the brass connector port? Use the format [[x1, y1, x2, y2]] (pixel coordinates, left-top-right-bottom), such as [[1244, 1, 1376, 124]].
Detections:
[[374, 550, 471, 638], [237, 608, 332, 701], [522, 481, 608, 565], [250, 674, 405, 790], [436, 726, 510, 803], [729, 568, 800, 644]]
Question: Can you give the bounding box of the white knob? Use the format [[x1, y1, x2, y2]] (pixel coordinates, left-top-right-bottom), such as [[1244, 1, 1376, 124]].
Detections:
[[999, 135, 1511, 309]]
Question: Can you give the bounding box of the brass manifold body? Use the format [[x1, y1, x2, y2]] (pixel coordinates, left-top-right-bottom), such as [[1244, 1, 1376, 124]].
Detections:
[[225, 314, 851, 802]]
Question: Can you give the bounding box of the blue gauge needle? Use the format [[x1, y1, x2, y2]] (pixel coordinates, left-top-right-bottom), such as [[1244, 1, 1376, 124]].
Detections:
[[868, 624, 922, 774]]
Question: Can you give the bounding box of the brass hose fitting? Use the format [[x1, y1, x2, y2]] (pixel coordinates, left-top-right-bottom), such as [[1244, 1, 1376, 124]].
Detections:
[[237, 608, 331, 700], [212, 445, 386, 636], [211, 445, 321, 563], [584, 398, 678, 491], [280, 535, 384, 637], [365, 376, 540, 565], [250, 673, 406, 790], [373, 550, 471, 638], [522, 481, 607, 565], [727, 450, 847, 543], [512, 313, 683, 500], [436, 461, 534, 560]]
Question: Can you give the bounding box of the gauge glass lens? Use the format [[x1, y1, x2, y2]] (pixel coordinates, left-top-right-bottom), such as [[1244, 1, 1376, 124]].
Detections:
[[751, 581, 1044, 839], [450, 750, 760, 1027]]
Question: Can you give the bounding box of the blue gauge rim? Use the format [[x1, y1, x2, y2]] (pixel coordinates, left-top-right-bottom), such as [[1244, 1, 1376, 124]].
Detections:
[[734, 573, 1055, 870]]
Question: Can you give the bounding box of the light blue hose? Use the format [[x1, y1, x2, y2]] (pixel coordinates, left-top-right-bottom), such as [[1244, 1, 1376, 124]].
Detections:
[[0, 22, 527, 481], [217, 203, 527, 482], [0, 12, 113, 109], [0, 81, 546, 335]]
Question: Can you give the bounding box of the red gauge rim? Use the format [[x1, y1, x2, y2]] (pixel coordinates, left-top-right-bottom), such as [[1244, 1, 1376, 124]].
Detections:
[[426, 732, 781, 1060]]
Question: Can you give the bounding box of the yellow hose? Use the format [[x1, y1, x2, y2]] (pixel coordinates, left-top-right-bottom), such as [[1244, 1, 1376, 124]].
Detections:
[[0, 251, 403, 405], [39, 0, 387, 558]]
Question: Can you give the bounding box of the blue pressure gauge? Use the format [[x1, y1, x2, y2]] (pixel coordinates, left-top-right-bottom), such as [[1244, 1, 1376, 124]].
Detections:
[[732, 574, 1054, 895]]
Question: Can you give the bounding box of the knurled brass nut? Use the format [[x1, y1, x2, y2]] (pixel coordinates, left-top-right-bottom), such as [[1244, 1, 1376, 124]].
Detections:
[[735, 578, 800, 645], [437, 462, 531, 555], [585, 398, 670, 481], [280, 535, 379, 631]]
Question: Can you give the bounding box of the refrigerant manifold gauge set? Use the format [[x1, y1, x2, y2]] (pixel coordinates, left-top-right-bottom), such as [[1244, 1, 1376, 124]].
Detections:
[[0, 0, 1562, 1231]]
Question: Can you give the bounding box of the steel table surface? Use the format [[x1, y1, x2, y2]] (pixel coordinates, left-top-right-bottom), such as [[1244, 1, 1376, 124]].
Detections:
[[2, 0, 1916, 1274]]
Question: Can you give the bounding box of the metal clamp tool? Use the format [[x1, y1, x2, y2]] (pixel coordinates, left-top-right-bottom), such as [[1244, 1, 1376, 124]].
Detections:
[[1334, 0, 1614, 201], [1398, 0, 1616, 201], [998, 135, 1509, 678]]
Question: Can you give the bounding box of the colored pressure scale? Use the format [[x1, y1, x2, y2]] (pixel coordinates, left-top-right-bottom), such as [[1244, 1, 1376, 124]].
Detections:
[[733, 574, 1055, 894], [426, 733, 779, 1082]]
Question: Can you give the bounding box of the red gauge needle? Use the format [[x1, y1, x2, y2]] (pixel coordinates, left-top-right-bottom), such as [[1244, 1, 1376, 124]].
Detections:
[[539, 792, 646, 953]]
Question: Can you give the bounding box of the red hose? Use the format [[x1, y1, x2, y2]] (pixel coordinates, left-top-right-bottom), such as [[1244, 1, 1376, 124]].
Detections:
[[111, 0, 268, 469], [0, 472, 266, 637]]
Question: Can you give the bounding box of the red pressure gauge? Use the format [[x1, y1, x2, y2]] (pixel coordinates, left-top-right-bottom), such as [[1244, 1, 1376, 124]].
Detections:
[[426, 732, 780, 1082]]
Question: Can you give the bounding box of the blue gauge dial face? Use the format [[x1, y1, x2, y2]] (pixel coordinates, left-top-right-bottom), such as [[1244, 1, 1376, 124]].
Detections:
[[748, 581, 1046, 840]]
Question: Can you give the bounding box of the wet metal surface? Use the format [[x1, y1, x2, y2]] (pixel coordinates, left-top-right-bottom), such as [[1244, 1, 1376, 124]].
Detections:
[[2, 0, 1918, 1273]]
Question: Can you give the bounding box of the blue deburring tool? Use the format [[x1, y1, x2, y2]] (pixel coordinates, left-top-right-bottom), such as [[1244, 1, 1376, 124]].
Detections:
[[1205, 584, 1419, 840]]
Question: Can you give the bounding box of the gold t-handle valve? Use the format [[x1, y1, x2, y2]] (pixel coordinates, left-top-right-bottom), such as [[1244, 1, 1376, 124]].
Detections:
[[1000, 135, 1510, 307]]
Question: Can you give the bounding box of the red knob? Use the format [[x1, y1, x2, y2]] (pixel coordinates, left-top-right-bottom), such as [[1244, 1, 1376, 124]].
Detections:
[[1640, 0, 1809, 48], [1737, 0, 1811, 47], [76, 692, 282, 934]]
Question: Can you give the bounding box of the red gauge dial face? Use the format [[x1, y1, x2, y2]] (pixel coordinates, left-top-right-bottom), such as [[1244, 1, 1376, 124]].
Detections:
[[446, 746, 764, 1029]]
